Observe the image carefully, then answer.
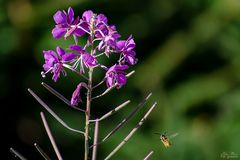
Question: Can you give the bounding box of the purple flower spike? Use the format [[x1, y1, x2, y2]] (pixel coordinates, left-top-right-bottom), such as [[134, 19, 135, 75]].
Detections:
[[42, 46, 77, 81], [71, 82, 87, 106], [52, 7, 85, 39], [116, 35, 137, 65], [105, 64, 128, 88]]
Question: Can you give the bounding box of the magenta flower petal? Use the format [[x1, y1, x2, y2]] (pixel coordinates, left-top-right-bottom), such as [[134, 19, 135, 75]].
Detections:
[[82, 10, 93, 22], [72, 17, 80, 25], [44, 58, 55, 69], [74, 28, 86, 37], [126, 36, 136, 50], [115, 65, 129, 70], [56, 46, 65, 57], [106, 64, 128, 88], [125, 54, 136, 65], [67, 7, 74, 24], [43, 50, 57, 72], [71, 84, 82, 106], [106, 75, 114, 88], [108, 64, 128, 72], [110, 25, 121, 39], [69, 44, 82, 52], [71, 83, 87, 106], [52, 63, 63, 82], [116, 40, 126, 50], [82, 53, 97, 67], [96, 14, 108, 24], [43, 50, 58, 64], [52, 27, 67, 39], [117, 73, 127, 88], [53, 11, 67, 24], [62, 53, 77, 62], [43, 64, 51, 71]]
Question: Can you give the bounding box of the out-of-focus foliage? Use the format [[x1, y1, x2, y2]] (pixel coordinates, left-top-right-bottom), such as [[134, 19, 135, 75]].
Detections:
[[2, 0, 240, 159]]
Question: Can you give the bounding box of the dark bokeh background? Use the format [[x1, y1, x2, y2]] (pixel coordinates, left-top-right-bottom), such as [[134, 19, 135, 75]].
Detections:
[[2, 0, 240, 159]]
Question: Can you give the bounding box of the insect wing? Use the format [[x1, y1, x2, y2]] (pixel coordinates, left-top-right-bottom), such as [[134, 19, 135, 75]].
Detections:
[[169, 132, 179, 139]]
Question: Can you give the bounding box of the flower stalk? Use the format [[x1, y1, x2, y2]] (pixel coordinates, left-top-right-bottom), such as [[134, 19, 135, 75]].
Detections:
[[84, 21, 95, 159], [92, 119, 100, 160], [84, 67, 93, 160]]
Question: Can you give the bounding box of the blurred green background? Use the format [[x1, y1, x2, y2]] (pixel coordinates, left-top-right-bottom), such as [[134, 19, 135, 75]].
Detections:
[[2, 0, 240, 159]]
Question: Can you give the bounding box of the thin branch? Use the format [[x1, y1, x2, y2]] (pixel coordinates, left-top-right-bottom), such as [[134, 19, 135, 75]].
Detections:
[[101, 93, 152, 143], [41, 82, 85, 112], [28, 88, 85, 135], [92, 70, 135, 100], [126, 70, 135, 77], [104, 102, 157, 160], [92, 119, 99, 160], [91, 86, 113, 100], [92, 78, 105, 89], [40, 112, 63, 160], [10, 148, 27, 160], [143, 151, 154, 160], [34, 143, 51, 160], [89, 100, 130, 123]]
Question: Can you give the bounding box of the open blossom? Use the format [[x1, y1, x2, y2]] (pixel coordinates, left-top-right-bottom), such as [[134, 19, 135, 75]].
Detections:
[[80, 10, 120, 55], [105, 64, 128, 88], [97, 25, 121, 55], [42, 46, 77, 82], [116, 35, 137, 65], [52, 7, 85, 39], [69, 44, 98, 73], [80, 10, 108, 33]]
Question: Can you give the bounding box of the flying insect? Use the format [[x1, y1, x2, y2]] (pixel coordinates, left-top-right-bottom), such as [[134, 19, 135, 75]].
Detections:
[[154, 132, 179, 148]]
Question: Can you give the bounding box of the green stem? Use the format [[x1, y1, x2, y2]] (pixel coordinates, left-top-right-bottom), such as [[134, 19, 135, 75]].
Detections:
[[84, 67, 93, 160], [84, 16, 95, 159]]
